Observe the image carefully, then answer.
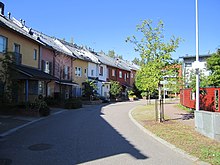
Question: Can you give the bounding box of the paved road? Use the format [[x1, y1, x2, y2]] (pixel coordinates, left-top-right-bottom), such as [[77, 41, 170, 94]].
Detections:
[[0, 101, 194, 165]]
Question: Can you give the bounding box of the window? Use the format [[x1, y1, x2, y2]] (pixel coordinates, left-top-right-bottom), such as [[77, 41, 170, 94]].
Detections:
[[28, 81, 38, 95], [38, 81, 45, 95], [99, 66, 103, 76], [91, 69, 94, 76], [190, 91, 195, 100], [14, 43, 20, 53], [185, 63, 192, 67], [64, 66, 69, 79], [131, 73, 134, 78], [85, 68, 87, 76], [45, 61, 50, 74], [13, 43, 21, 64], [112, 69, 115, 77], [119, 71, 122, 78], [75, 67, 82, 77], [33, 49, 37, 60], [127, 73, 129, 78], [42, 60, 52, 74], [124, 73, 126, 81], [0, 35, 7, 53]]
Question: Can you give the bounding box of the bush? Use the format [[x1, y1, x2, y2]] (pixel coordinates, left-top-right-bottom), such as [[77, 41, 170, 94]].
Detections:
[[44, 96, 59, 106], [32, 97, 50, 116], [64, 98, 82, 109]]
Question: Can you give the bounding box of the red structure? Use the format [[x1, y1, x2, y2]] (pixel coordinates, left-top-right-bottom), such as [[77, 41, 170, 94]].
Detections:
[[180, 87, 220, 112]]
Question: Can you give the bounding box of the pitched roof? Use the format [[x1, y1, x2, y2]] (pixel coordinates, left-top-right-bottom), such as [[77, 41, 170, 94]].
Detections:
[[60, 41, 93, 62], [0, 14, 43, 45], [30, 29, 74, 57]]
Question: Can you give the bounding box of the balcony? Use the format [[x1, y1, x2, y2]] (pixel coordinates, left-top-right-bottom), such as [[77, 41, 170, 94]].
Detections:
[[13, 52, 22, 65]]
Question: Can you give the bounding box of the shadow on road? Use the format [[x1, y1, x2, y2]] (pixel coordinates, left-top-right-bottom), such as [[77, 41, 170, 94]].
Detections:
[[0, 103, 148, 165], [75, 104, 148, 164]]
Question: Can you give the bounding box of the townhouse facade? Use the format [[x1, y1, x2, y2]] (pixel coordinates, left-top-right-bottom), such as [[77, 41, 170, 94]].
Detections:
[[0, 3, 139, 103], [0, 12, 57, 103]]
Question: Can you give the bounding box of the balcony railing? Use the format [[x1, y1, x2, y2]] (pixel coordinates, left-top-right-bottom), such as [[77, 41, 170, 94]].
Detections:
[[13, 52, 22, 65]]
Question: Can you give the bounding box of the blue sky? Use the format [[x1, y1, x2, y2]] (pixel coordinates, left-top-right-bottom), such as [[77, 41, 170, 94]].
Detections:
[[2, 0, 220, 61]]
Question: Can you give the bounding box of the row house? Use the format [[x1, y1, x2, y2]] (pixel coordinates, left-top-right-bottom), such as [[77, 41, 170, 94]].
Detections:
[[60, 41, 91, 97], [0, 3, 139, 103], [30, 29, 76, 100], [0, 11, 57, 103]]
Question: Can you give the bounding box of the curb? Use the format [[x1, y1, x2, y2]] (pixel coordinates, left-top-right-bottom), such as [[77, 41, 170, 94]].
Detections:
[[128, 107, 210, 165], [0, 110, 67, 138]]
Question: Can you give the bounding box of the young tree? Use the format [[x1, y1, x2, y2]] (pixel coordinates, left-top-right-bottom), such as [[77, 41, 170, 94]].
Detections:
[[82, 80, 98, 100], [126, 20, 181, 98], [109, 81, 122, 99], [206, 49, 220, 86]]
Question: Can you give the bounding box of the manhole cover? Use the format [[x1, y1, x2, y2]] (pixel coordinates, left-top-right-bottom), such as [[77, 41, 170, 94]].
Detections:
[[0, 159, 12, 165], [28, 143, 53, 151]]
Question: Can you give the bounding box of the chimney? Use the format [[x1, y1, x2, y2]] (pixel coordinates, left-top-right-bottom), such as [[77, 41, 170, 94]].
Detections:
[[0, 2, 4, 15], [8, 12, 11, 19]]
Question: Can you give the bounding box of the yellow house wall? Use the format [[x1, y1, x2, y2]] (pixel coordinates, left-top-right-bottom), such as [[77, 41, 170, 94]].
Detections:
[[73, 59, 88, 88], [0, 28, 39, 68]]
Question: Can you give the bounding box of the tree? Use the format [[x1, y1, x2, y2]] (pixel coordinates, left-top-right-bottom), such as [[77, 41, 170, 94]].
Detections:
[[126, 20, 181, 98], [107, 50, 116, 58], [188, 70, 209, 92], [0, 52, 17, 103], [132, 57, 141, 65], [206, 49, 220, 87], [109, 81, 122, 99], [82, 79, 98, 100], [107, 50, 123, 59]]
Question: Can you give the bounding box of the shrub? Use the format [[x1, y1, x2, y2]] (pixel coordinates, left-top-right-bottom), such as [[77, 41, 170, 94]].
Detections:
[[34, 97, 50, 116], [44, 96, 59, 106], [64, 98, 82, 109]]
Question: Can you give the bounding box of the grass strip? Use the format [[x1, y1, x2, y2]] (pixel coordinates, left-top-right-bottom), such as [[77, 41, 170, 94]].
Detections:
[[131, 104, 220, 165]]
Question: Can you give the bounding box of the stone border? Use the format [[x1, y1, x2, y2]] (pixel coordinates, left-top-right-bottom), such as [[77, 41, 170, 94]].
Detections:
[[128, 107, 210, 165]]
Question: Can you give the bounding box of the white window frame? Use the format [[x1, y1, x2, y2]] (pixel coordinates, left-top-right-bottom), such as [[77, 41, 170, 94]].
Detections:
[[112, 69, 115, 77], [0, 35, 7, 53], [75, 67, 82, 77], [119, 71, 122, 78]]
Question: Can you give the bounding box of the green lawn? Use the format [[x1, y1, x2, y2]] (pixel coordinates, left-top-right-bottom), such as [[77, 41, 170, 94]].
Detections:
[[131, 104, 220, 165]]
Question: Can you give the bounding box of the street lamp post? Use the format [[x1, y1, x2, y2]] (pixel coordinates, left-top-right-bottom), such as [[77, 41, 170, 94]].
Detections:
[[195, 0, 200, 111]]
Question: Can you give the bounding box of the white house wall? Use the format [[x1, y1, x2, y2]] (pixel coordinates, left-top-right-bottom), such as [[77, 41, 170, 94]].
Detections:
[[88, 62, 98, 78]]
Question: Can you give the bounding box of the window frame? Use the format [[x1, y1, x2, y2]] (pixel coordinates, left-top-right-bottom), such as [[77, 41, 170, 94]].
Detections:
[[33, 49, 37, 60], [0, 35, 8, 53], [119, 71, 122, 78]]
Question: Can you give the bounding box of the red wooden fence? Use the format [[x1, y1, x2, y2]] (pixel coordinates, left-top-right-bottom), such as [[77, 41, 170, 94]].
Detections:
[[180, 87, 220, 112]]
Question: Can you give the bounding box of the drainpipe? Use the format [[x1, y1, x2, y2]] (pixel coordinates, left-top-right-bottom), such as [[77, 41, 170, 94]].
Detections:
[[25, 80, 29, 102]]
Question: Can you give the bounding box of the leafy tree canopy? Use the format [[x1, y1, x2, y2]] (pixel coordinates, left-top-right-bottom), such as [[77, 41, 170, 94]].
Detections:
[[206, 49, 220, 87], [110, 81, 122, 98], [126, 19, 181, 94]]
